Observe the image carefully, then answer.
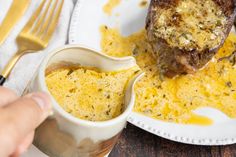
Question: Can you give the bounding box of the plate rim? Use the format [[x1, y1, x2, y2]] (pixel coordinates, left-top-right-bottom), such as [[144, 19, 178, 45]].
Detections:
[[69, 0, 84, 44], [69, 0, 236, 146], [127, 112, 236, 146]]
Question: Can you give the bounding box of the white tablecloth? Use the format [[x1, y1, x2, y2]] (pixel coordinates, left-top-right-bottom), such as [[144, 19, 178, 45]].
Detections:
[[0, 0, 77, 156], [0, 0, 76, 95]]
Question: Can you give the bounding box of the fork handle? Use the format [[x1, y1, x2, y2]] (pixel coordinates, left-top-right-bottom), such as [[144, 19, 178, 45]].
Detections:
[[0, 50, 24, 86], [0, 75, 6, 86]]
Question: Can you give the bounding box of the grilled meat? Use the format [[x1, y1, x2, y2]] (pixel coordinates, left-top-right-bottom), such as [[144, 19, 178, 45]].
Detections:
[[146, 0, 236, 77]]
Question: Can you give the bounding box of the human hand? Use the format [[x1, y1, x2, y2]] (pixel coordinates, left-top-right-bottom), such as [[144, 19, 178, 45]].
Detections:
[[0, 87, 51, 157]]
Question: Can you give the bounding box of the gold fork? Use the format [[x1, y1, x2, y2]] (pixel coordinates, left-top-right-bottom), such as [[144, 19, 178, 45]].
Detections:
[[0, 0, 64, 85]]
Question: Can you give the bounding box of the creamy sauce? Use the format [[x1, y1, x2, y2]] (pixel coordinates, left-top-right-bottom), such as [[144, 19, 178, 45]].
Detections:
[[46, 65, 140, 121], [103, 0, 121, 15], [187, 114, 213, 126], [100, 25, 236, 125], [139, 0, 148, 8]]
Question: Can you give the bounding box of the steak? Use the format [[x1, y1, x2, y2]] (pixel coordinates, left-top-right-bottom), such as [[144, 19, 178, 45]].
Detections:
[[146, 0, 236, 77]]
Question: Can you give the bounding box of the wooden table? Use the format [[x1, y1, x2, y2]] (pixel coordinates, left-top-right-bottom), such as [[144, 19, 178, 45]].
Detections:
[[110, 124, 236, 157]]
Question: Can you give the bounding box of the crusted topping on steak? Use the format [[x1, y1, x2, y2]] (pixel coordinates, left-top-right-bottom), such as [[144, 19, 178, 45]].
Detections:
[[153, 0, 227, 52], [146, 0, 236, 78]]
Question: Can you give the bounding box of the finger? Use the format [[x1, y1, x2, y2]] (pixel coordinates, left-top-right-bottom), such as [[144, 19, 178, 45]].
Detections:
[[11, 132, 35, 157], [18, 132, 35, 154], [0, 87, 18, 106], [0, 92, 52, 157]]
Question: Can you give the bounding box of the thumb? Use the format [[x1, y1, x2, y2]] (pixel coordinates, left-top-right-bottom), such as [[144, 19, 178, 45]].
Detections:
[[0, 92, 52, 157]]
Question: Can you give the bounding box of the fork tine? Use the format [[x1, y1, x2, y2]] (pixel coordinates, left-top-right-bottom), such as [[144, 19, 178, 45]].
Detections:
[[42, 0, 64, 42], [21, 0, 47, 33], [38, 0, 57, 35], [32, 0, 53, 34]]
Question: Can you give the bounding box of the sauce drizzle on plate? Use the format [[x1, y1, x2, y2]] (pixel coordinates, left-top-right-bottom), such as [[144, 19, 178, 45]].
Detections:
[[100, 25, 236, 126]]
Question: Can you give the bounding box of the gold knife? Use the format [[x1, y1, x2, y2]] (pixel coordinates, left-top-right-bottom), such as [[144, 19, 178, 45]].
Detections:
[[0, 0, 30, 45]]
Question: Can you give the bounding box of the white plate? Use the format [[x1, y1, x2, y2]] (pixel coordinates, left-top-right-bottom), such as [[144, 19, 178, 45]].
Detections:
[[69, 0, 236, 145]]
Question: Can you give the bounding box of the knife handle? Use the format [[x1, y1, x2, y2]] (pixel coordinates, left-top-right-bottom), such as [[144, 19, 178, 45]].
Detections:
[[0, 75, 6, 86]]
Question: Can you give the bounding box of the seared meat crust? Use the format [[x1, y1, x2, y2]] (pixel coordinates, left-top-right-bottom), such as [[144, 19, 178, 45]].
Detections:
[[146, 0, 236, 77]]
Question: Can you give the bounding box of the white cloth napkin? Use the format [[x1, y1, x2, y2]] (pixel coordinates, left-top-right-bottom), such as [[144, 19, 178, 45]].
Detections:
[[0, 0, 76, 156], [0, 0, 75, 95]]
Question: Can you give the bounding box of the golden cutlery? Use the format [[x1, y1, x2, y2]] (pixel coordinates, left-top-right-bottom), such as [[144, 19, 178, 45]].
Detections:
[[0, 0, 30, 45], [0, 0, 64, 85]]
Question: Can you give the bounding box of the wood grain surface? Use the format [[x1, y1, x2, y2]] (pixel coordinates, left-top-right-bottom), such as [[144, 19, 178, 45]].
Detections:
[[110, 124, 236, 157]]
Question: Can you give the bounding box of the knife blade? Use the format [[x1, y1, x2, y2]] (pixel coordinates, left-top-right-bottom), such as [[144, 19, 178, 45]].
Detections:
[[0, 0, 30, 45]]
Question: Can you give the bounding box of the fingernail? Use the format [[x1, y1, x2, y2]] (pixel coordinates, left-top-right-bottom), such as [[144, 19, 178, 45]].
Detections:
[[27, 92, 52, 112]]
